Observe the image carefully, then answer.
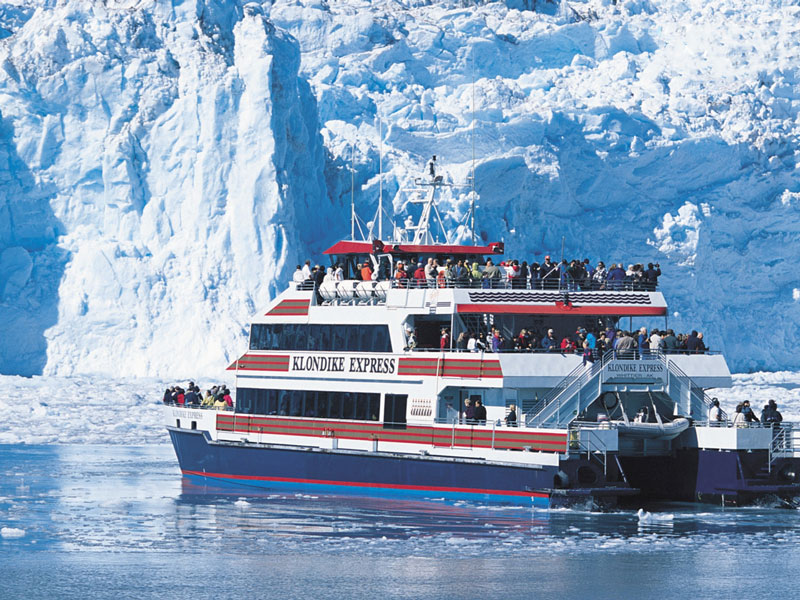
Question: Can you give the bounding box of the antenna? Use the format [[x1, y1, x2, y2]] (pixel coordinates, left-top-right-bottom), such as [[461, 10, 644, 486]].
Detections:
[[471, 49, 476, 245], [350, 159, 355, 241], [378, 116, 383, 240]]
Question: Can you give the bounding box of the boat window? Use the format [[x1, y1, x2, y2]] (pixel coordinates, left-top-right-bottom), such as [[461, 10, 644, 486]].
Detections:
[[236, 388, 381, 421], [249, 324, 392, 353], [344, 328, 359, 352], [278, 390, 290, 415], [289, 391, 302, 416], [329, 393, 343, 419], [383, 394, 408, 430]]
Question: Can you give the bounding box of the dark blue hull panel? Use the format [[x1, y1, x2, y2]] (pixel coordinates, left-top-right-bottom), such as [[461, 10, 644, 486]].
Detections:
[[620, 449, 800, 504], [168, 428, 558, 506]]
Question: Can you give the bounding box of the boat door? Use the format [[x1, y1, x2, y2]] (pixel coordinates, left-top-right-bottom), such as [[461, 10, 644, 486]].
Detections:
[[383, 394, 407, 430], [459, 389, 482, 415]]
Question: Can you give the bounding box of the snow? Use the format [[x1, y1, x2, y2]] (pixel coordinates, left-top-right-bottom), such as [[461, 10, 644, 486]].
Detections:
[[0, 372, 794, 445], [0, 0, 799, 376], [0, 375, 173, 445]]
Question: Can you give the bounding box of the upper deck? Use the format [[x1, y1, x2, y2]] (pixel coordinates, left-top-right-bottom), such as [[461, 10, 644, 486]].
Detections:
[[240, 282, 730, 390]]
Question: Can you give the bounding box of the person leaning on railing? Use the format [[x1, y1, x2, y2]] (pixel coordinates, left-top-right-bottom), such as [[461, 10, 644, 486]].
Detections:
[[707, 398, 723, 424], [201, 390, 215, 407], [732, 403, 746, 427], [394, 261, 409, 288], [761, 400, 783, 425], [470, 262, 482, 286], [505, 404, 518, 427], [482, 259, 501, 288]]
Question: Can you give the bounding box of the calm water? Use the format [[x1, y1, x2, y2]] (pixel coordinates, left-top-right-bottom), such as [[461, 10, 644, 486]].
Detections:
[[1, 444, 800, 599]]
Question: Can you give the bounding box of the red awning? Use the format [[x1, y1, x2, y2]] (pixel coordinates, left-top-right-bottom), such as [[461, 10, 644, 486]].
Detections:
[[456, 304, 667, 316], [323, 240, 504, 256]]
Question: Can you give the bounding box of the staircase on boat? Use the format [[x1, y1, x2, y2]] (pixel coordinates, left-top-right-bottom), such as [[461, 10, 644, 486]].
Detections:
[[524, 350, 720, 427]]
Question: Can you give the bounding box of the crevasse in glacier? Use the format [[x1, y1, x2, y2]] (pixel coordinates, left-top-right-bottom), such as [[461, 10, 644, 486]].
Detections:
[[0, 0, 799, 376]]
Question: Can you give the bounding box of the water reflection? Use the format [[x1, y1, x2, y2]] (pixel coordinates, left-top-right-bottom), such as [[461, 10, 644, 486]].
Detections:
[[177, 478, 552, 541], [2, 444, 800, 558]]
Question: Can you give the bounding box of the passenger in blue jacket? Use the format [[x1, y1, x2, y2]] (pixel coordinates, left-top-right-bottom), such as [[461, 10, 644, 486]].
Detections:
[[541, 329, 556, 352], [606, 264, 626, 290], [637, 327, 649, 356], [686, 331, 701, 353]]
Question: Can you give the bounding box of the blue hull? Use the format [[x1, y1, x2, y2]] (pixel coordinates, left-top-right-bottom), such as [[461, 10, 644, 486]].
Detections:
[[620, 449, 800, 504], [168, 428, 558, 506]]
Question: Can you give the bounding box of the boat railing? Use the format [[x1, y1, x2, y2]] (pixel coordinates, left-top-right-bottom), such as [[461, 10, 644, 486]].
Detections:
[[523, 348, 726, 426], [298, 278, 661, 307], [385, 278, 659, 292], [658, 353, 726, 419], [569, 422, 609, 476], [523, 350, 614, 426], [163, 401, 232, 411], [769, 423, 798, 470], [296, 276, 660, 293]]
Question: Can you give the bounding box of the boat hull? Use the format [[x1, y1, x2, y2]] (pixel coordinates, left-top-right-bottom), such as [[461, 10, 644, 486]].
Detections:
[[619, 448, 800, 505], [168, 427, 559, 506]]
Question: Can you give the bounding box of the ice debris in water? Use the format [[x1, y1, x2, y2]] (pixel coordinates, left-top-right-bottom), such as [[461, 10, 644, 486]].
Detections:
[[234, 499, 251, 507], [1, 527, 26, 538], [637, 508, 674, 524]]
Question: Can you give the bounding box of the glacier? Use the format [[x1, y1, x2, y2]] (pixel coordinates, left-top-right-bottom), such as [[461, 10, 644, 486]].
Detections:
[[0, 0, 799, 377]]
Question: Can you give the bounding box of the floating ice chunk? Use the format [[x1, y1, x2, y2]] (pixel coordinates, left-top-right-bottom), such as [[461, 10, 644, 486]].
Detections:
[[234, 499, 251, 507], [637, 508, 674, 524], [794, 289, 800, 302], [1, 526, 25, 538]]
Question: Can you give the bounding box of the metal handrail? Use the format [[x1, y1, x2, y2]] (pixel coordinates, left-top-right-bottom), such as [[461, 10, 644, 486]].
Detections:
[[572, 426, 609, 476], [297, 271, 660, 292], [659, 353, 726, 419], [769, 423, 796, 472], [387, 278, 659, 291], [524, 349, 614, 425], [163, 401, 231, 410], [406, 346, 718, 355]]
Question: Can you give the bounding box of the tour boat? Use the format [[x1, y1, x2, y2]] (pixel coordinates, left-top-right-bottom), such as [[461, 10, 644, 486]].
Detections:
[[166, 172, 800, 507]]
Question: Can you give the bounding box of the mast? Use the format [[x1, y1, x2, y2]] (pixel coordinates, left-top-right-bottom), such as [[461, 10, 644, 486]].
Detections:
[[471, 54, 477, 245], [350, 163, 355, 241], [378, 117, 383, 240]]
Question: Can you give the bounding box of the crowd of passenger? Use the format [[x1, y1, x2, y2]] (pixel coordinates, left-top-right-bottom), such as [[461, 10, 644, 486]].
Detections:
[[163, 382, 233, 410], [291, 256, 662, 292], [409, 325, 709, 358], [708, 398, 784, 427]]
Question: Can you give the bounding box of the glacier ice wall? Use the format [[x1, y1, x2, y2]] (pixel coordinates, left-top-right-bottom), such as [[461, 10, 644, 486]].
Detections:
[[1, 0, 799, 375], [0, 0, 335, 376]]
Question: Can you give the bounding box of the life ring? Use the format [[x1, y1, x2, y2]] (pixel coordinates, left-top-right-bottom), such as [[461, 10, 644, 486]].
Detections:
[[601, 392, 618, 412]]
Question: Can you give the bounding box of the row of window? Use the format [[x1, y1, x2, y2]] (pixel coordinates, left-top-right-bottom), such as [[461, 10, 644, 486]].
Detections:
[[249, 324, 392, 353], [237, 387, 381, 421]]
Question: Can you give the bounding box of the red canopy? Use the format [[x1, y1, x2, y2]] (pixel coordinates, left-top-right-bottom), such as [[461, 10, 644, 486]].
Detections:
[[323, 240, 504, 256]]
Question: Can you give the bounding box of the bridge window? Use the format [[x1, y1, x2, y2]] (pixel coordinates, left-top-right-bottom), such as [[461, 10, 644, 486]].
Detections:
[[249, 324, 392, 353], [237, 388, 380, 421]]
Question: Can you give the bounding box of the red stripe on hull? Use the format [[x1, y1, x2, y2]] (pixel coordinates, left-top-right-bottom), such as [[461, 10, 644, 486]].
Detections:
[[182, 470, 548, 498], [215, 415, 567, 451]]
